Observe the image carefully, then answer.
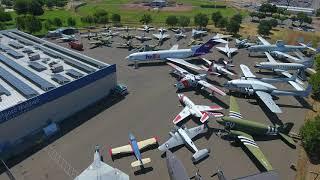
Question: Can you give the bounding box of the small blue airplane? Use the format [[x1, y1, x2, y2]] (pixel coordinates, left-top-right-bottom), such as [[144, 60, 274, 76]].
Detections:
[[109, 133, 158, 168]]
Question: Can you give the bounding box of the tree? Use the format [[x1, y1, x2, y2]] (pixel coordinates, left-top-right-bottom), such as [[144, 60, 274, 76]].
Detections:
[[194, 13, 209, 28], [279, 15, 287, 25], [140, 14, 152, 24], [16, 15, 42, 33], [14, 0, 29, 15], [67, 17, 76, 27], [46, 0, 54, 9], [1, 0, 13, 7], [226, 19, 241, 34], [93, 9, 108, 24], [211, 12, 222, 26], [317, 9, 320, 17], [0, 22, 5, 30], [296, 12, 312, 26], [53, 17, 63, 26], [216, 17, 227, 28], [268, 18, 278, 28], [231, 13, 242, 24], [0, 10, 12, 22], [111, 14, 121, 24], [14, 0, 44, 16], [300, 115, 320, 157], [258, 20, 272, 36], [309, 73, 320, 96], [166, 15, 178, 26], [30, 0, 44, 16], [178, 16, 190, 27], [259, 3, 277, 15], [256, 12, 266, 21]]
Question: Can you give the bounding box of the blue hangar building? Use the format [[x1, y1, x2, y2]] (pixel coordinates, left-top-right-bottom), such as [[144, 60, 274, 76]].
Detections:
[[0, 30, 117, 157]]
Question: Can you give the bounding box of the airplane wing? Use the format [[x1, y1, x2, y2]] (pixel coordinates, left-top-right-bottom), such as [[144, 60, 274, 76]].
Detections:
[[273, 51, 302, 62], [281, 71, 304, 85], [167, 62, 189, 77], [255, 91, 282, 113], [158, 132, 184, 151], [195, 105, 223, 111], [162, 34, 170, 39], [265, 52, 277, 63], [173, 106, 191, 124], [109, 144, 132, 156], [257, 36, 271, 45], [167, 58, 203, 71], [137, 137, 158, 151], [240, 64, 256, 78], [218, 67, 235, 76], [185, 124, 206, 139], [153, 34, 161, 39], [197, 80, 226, 96], [229, 96, 243, 119], [216, 47, 228, 53], [213, 38, 228, 44], [236, 132, 273, 171], [229, 48, 238, 53], [170, 44, 179, 50]]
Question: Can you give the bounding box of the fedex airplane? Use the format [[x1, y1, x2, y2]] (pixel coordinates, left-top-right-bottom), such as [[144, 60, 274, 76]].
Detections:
[[126, 39, 219, 69]]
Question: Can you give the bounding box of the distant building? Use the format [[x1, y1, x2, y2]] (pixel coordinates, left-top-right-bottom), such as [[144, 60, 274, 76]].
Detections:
[[275, 5, 315, 15], [150, 0, 166, 8]]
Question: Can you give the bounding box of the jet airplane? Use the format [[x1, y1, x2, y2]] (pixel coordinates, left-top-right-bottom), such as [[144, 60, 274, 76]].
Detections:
[[75, 145, 129, 180], [126, 39, 219, 69], [137, 25, 155, 32], [248, 36, 316, 62], [216, 43, 238, 59], [159, 125, 210, 162], [255, 52, 313, 82], [174, 31, 187, 40], [224, 64, 312, 113], [120, 33, 135, 40], [172, 93, 223, 124], [114, 26, 135, 32], [153, 28, 170, 44], [168, 63, 226, 97], [60, 34, 77, 42], [192, 29, 207, 38], [117, 40, 139, 51], [89, 36, 113, 48], [201, 58, 235, 76], [109, 133, 158, 168], [235, 38, 255, 48], [216, 96, 296, 171], [135, 33, 152, 42]]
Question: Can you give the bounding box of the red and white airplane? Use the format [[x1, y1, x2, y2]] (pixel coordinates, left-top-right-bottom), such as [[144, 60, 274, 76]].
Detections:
[[167, 62, 226, 96], [173, 94, 224, 124]]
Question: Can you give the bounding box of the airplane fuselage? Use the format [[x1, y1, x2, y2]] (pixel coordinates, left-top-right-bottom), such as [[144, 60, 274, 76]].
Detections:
[[179, 94, 202, 117], [127, 49, 194, 61], [218, 117, 279, 136], [224, 79, 277, 95], [248, 45, 307, 53], [129, 134, 142, 161], [256, 62, 305, 71], [178, 128, 199, 152]]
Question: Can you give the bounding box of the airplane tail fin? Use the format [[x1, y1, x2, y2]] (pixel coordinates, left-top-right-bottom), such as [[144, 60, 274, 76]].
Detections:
[[200, 112, 209, 123], [278, 123, 296, 147], [192, 149, 210, 162], [193, 39, 216, 55], [301, 58, 314, 68], [298, 84, 312, 97], [279, 122, 294, 134], [131, 158, 151, 167]]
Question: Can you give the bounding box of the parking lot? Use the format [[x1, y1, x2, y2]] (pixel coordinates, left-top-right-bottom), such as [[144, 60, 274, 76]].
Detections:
[[0, 29, 311, 180]]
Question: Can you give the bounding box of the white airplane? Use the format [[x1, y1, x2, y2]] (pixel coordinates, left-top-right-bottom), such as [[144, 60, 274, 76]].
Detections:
[[201, 58, 235, 76], [74, 145, 129, 180], [216, 43, 238, 59], [100, 30, 120, 37], [174, 31, 187, 40], [114, 26, 135, 32], [192, 29, 207, 38], [255, 52, 313, 83], [126, 39, 218, 69], [158, 124, 210, 163], [135, 33, 152, 42], [137, 25, 155, 32], [172, 93, 223, 124], [60, 34, 77, 42], [224, 64, 312, 113], [212, 33, 232, 41], [248, 36, 317, 62], [153, 29, 170, 44], [168, 63, 226, 96]]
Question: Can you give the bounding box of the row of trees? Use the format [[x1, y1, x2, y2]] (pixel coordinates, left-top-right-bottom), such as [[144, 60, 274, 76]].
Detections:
[[80, 9, 121, 25], [257, 19, 278, 36]]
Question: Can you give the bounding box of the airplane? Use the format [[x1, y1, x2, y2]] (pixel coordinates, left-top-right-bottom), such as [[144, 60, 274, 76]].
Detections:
[[153, 28, 170, 45], [166, 150, 204, 180], [201, 58, 235, 76], [126, 39, 220, 69], [120, 33, 135, 40], [224, 64, 312, 113], [168, 63, 226, 97], [174, 31, 187, 40], [212, 168, 279, 180], [255, 52, 313, 81], [216, 43, 238, 59], [133, 44, 158, 52], [158, 124, 210, 162], [89, 36, 113, 48], [114, 26, 135, 32], [215, 96, 296, 171], [100, 30, 120, 37], [135, 33, 152, 42], [248, 36, 317, 62], [80, 32, 98, 39], [109, 133, 158, 168], [137, 25, 155, 32], [117, 40, 139, 51], [188, 39, 204, 46], [172, 93, 223, 124], [212, 33, 232, 40], [74, 145, 129, 180], [192, 29, 207, 38], [60, 34, 77, 42], [235, 38, 255, 48]]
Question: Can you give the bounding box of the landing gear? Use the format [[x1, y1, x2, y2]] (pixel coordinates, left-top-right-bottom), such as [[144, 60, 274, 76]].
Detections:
[[134, 61, 138, 69]]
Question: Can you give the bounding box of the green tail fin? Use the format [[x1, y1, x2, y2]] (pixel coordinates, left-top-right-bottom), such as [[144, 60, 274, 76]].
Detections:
[[280, 122, 294, 134], [279, 133, 296, 148]]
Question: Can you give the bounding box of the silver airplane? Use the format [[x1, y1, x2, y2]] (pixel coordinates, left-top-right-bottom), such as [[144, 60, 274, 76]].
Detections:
[[60, 34, 77, 42], [159, 124, 210, 163], [255, 52, 313, 83], [137, 25, 155, 32], [216, 43, 238, 59], [235, 38, 255, 48], [175, 31, 187, 40], [153, 28, 170, 45], [248, 36, 317, 62], [224, 64, 312, 113], [74, 145, 129, 180], [201, 58, 235, 76], [135, 33, 152, 42], [192, 29, 207, 38], [166, 150, 203, 180]]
